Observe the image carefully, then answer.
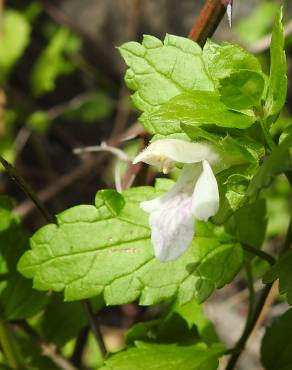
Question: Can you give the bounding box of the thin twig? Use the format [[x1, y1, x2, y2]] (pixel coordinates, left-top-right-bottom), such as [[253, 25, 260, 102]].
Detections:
[[188, 0, 232, 46], [73, 142, 130, 162], [81, 300, 107, 357], [13, 123, 143, 218], [0, 155, 55, 224], [225, 283, 273, 370], [14, 321, 78, 370]]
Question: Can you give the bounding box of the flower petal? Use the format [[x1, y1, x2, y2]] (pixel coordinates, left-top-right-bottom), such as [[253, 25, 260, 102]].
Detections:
[[192, 160, 219, 221], [148, 196, 195, 262], [141, 164, 201, 261], [133, 139, 220, 172]]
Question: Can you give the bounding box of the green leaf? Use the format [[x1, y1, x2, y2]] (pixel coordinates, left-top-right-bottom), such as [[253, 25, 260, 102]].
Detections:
[[233, 199, 267, 248], [246, 133, 292, 200], [265, 8, 287, 117], [38, 294, 103, 347], [27, 111, 51, 134], [263, 250, 292, 304], [126, 299, 218, 346], [1, 274, 48, 320], [0, 196, 15, 232], [99, 341, 224, 370], [119, 34, 214, 114], [30, 27, 80, 96], [261, 309, 292, 370], [213, 165, 258, 225], [266, 177, 291, 238], [141, 91, 256, 135], [172, 300, 218, 345], [219, 70, 265, 110], [0, 10, 30, 82], [202, 39, 262, 83], [18, 185, 243, 305], [182, 125, 264, 165], [0, 199, 48, 319]]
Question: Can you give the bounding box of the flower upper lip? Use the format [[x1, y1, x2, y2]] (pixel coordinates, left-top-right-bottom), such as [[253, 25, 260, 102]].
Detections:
[[133, 138, 221, 174]]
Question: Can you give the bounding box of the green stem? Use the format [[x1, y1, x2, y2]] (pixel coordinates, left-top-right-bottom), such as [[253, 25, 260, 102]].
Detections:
[[242, 244, 275, 266], [0, 156, 55, 224], [225, 213, 292, 370], [0, 320, 20, 370], [245, 262, 255, 326], [260, 119, 276, 151], [225, 283, 273, 370]]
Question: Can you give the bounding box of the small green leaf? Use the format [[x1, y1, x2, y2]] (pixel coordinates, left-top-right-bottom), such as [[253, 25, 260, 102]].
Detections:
[[246, 133, 292, 200], [0, 10, 30, 82], [202, 39, 262, 83], [265, 8, 287, 117], [119, 34, 214, 114], [27, 111, 51, 134], [261, 309, 292, 370], [219, 70, 265, 110], [30, 27, 80, 96], [213, 165, 258, 224], [141, 91, 256, 135], [99, 341, 224, 370], [263, 251, 292, 304], [18, 184, 243, 305]]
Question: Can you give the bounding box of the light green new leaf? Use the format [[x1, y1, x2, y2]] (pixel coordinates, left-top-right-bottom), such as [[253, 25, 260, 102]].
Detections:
[[219, 70, 265, 110], [263, 251, 292, 304], [0, 10, 30, 82], [265, 8, 287, 117], [141, 91, 256, 135], [182, 124, 264, 164], [18, 186, 243, 305], [246, 133, 292, 200], [202, 39, 262, 84], [99, 341, 224, 370], [261, 309, 292, 370], [213, 165, 257, 224], [119, 34, 214, 114]]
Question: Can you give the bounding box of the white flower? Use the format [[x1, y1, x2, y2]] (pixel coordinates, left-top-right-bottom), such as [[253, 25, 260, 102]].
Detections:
[[133, 139, 222, 262]]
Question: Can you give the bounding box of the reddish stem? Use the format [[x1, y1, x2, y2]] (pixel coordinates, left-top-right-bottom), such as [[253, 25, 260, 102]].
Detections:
[[188, 0, 232, 45]]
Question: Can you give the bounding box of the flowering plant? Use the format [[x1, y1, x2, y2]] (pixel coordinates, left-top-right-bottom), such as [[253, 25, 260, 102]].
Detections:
[[0, 2, 291, 370]]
